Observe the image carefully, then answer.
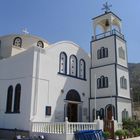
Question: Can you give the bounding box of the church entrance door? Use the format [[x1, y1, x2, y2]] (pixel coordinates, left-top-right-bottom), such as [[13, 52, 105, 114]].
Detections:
[[105, 104, 115, 120], [107, 105, 113, 120], [65, 89, 81, 122], [67, 103, 78, 122]]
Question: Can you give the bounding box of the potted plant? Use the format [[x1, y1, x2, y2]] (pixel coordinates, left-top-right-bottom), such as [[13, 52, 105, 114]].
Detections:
[[123, 129, 129, 139], [133, 129, 138, 137], [115, 130, 124, 140], [103, 131, 110, 140], [136, 128, 140, 136]]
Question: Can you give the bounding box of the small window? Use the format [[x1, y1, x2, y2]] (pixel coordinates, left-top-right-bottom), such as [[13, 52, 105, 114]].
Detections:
[[100, 108, 104, 120], [122, 109, 129, 120], [13, 37, 22, 48], [97, 47, 108, 59], [79, 59, 86, 79], [120, 76, 127, 89], [37, 41, 44, 48], [14, 84, 21, 113], [59, 52, 67, 74], [119, 47, 125, 60], [6, 86, 13, 113], [97, 76, 109, 89], [69, 55, 77, 77], [45, 106, 51, 116]]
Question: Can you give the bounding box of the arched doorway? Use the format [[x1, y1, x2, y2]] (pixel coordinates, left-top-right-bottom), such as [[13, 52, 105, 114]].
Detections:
[[105, 104, 115, 120], [65, 89, 81, 122]]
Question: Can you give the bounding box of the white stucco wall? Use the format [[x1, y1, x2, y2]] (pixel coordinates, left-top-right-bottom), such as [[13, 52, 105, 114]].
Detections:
[[91, 65, 116, 98], [0, 47, 34, 130], [92, 36, 116, 67], [116, 36, 128, 67], [0, 34, 49, 59], [117, 66, 130, 98], [90, 97, 116, 121], [117, 98, 132, 122], [31, 41, 90, 123]]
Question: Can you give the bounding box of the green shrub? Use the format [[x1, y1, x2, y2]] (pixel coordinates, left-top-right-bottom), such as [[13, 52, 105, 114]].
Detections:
[[115, 130, 125, 140], [135, 128, 140, 136], [133, 129, 138, 137], [123, 129, 129, 138], [103, 131, 110, 139]]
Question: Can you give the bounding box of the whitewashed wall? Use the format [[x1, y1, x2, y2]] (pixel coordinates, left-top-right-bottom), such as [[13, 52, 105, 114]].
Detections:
[[117, 99, 132, 122], [92, 36, 116, 67], [116, 36, 128, 67], [117, 66, 130, 98], [90, 98, 116, 121], [31, 41, 90, 123], [0, 34, 49, 59], [0, 47, 34, 130], [91, 65, 116, 98]]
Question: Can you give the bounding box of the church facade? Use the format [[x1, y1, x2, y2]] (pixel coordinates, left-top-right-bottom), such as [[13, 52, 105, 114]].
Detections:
[[0, 10, 132, 131]]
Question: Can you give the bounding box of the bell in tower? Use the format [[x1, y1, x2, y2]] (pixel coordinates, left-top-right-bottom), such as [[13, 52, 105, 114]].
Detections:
[[92, 2, 122, 40], [105, 19, 110, 27]]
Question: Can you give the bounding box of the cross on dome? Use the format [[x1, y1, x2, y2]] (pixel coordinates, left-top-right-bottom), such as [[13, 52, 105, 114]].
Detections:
[[22, 28, 29, 34], [102, 2, 112, 13]]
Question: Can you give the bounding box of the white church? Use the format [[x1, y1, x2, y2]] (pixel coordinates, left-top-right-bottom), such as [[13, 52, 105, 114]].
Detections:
[[0, 6, 132, 133]]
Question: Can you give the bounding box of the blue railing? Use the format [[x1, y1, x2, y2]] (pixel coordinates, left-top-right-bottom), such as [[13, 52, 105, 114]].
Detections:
[[74, 129, 103, 140], [92, 29, 124, 41]]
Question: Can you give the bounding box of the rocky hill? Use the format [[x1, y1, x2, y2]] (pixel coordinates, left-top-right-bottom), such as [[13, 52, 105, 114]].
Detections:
[[128, 63, 140, 103]]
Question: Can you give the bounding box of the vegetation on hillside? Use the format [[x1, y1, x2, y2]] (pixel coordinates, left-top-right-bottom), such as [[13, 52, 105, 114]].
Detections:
[[129, 63, 140, 103]]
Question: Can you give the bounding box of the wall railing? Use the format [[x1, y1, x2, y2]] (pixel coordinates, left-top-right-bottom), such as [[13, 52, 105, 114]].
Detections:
[[31, 119, 97, 134], [92, 29, 124, 41]]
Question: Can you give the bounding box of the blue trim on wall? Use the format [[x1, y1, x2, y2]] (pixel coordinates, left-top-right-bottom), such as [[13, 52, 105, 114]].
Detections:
[[58, 72, 87, 81], [89, 95, 131, 101], [92, 11, 122, 21], [91, 63, 115, 69], [91, 33, 126, 43], [115, 96, 118, 121]]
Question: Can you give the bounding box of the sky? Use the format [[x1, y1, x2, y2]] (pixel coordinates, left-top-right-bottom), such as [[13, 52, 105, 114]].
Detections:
[[0, 0, 139, 63]]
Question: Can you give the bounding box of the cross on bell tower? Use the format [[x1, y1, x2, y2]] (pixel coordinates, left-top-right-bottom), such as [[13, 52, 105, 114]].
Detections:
[[102, 2, 112, 13]]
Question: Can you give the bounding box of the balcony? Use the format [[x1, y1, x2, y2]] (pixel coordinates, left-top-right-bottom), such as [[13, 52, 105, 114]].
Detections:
[[92, 29, 125, 41]]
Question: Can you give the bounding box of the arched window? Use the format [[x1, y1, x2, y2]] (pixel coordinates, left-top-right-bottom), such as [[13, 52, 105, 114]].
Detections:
[[100, 108, 104, 120], [6, 86, 13, 113], [120, 76, 127, 89], [97, 47, 108, 59], [97, 78, 101, 89], [14, 84, 21, 113], [92, 108, 95, 121], [13, 37, 22, 48], [69, 55, 77, 77], [79, 59, 86, 79], [97, 49, 100, 59], [66, 89, 81, 102], [37, 41, 44, 48], [122, 109, 129, 120], [97, 76, 109, 89], [119, 47, 125, 60], [59, 52, 67, 74]]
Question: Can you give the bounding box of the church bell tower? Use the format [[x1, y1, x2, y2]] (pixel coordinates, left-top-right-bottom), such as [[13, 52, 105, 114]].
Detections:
[[89, 3, 132, 122]]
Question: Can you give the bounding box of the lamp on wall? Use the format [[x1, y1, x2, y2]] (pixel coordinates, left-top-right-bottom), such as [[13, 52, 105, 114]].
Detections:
[[82, 93, 85, 97], [61, 89, 64, 94]]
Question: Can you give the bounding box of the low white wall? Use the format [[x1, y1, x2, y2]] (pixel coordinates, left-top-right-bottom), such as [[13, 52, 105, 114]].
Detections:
[[30, 132, 74, 140]]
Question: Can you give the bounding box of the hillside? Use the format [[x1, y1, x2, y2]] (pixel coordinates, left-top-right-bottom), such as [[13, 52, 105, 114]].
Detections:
[[128, 63, 140, 103]]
